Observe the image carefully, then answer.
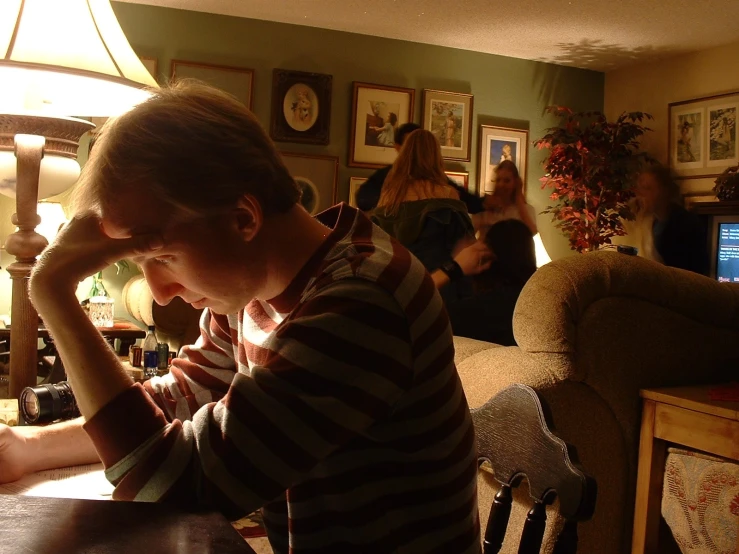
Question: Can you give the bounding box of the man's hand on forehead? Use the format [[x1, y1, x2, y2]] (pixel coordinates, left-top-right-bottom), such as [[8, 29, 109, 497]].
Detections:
[[30, 214, 164, 293]]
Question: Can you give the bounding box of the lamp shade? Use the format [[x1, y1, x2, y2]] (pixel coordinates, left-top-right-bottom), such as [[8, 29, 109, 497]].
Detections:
[[0, 0, 157, 117]]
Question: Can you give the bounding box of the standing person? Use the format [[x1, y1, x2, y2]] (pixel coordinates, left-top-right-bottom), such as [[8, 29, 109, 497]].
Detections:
[[370, 129, 490, 303], [621, 164, 708, 274], [0, 82, 480, 554], [447, 219, 537, 346], [476, 160, 538, 235], [356, 123, 495, 216]]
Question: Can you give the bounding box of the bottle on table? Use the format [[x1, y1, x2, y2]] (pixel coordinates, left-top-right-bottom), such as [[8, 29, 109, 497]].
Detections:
[[142, 326, 158, 378]]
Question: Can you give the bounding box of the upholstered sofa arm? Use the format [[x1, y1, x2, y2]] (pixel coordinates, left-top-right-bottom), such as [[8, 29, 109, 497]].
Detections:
[[513, 251, 739, 382]]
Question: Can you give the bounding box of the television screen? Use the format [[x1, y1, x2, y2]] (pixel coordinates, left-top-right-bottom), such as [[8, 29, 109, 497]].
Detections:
[[715, 222, 739, 283]]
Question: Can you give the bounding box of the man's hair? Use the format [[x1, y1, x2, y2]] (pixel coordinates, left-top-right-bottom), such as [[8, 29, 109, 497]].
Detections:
[[395, 122, 420, 146], [378, 129, 450, 215], [72, 80, 300, 219]]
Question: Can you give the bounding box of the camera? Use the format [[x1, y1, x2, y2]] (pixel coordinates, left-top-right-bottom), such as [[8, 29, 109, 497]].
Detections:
[[19, 381, 80, 425]]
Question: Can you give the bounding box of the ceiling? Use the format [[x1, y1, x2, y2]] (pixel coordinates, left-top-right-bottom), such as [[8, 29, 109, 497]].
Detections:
[[118, 0, 739, 71]]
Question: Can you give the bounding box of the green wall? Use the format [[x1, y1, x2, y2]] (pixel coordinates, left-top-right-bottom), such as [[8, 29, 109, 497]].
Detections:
[[0, 3, 603, 321]]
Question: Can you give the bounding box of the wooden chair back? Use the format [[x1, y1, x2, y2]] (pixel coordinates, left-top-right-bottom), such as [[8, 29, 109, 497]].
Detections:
[[471, 384, 597, 554]]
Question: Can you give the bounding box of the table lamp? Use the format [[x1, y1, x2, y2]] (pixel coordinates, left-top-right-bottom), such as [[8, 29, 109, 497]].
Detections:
[[0, 0, 157, 398]]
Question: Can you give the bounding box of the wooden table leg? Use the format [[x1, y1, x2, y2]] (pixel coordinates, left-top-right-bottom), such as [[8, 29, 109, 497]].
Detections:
[[632, 399, 668, 554]]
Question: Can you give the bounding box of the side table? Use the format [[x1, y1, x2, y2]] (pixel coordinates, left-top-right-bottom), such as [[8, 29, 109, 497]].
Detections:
[[632, 385, 739, 554]]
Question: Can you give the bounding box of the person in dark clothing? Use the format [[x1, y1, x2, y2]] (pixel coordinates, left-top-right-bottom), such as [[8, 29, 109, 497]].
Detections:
[[447, 219, 537, 346], [634, 165, 708, 275], [356, 122, 488, 214]]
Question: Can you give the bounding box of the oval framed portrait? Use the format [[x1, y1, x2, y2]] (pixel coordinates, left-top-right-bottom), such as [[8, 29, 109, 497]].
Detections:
[[283, 83, 319, 132], [295, 176, 320, 214], [270, 69, 332, 145]]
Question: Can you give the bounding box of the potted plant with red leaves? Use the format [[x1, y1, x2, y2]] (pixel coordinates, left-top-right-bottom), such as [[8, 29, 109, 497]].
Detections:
[[535, 107, 654, 253], [713, 165, 739, 201]]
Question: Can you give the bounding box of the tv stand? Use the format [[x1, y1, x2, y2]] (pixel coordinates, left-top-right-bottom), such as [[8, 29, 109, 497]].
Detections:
[[690, 200, 739, 216]]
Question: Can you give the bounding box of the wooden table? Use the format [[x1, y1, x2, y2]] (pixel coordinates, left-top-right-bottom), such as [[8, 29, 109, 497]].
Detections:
[[0, 320, 145, 354], [0, 494, 255, 553], [0, 321, 145, 387], [631, 385, 739, 554]]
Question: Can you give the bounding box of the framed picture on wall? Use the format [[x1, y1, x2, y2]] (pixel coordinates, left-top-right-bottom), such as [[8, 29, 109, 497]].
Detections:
[[477, 125, 528, 196], [669, 91, 739, 180], [445, 171, 469, 191], [349, 82, 415, 168], [422, 90, 474, 161], [171, 60, 254, 109], [280, 152, 338, 215], [270, 69, 332, 145], [139, 56, 159, 82], [348, 177, 367, 208]]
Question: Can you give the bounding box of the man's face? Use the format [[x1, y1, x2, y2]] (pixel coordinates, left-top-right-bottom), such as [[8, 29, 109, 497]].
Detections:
[[102, 190, 261, 315]]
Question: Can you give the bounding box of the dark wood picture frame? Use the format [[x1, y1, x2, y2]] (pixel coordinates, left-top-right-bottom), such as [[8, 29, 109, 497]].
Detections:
[[349, 82, 415, 169], [280, 152, 339, 215], [170, 60, 254, 110], [422, 89, 474, 162], [270, 69, 332, 145]]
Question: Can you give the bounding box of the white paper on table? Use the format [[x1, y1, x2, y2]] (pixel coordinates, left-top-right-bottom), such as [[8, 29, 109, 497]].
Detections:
[[0, 463, 114, 500]]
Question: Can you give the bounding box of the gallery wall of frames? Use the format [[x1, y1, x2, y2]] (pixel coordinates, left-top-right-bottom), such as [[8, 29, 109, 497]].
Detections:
[[101, 1, 604, 268], [129, 57, 532, 215]]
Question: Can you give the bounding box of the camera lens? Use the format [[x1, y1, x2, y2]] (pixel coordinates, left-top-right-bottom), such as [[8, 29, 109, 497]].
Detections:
[[19, 381, 80, 425]]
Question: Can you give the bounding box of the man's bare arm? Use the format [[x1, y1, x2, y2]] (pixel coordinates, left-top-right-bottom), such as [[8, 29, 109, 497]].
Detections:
[[0, 418, 99, 484]]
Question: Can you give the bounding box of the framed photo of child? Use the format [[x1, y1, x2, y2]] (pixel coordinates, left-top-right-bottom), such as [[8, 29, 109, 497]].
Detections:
[[270, 69, 332, 145], [477, 125, 529, 197], [349, 82, 415, 169], [422, 90, 474, 162]]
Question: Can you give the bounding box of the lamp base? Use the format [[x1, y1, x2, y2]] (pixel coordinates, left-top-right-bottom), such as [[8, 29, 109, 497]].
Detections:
[[2, 117, 91, 398]]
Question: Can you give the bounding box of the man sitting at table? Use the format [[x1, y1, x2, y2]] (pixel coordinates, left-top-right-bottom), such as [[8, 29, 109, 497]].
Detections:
[[0, 82, 480, 554]]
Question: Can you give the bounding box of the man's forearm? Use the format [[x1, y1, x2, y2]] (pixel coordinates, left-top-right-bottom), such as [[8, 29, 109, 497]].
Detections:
[[30, 284, 133, 420], [17, 417, 100, 472]]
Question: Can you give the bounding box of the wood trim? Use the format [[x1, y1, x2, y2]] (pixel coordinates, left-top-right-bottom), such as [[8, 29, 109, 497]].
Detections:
[[631, 399, 668, 554], [668, 89, 739, 109], [641, 386, 739, 421], [348, 81, 416, 169], [654, 403, 739, 461]]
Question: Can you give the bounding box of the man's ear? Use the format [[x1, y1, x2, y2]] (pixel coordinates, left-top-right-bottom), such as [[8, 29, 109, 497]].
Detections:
[[234, 194, 263, 242]]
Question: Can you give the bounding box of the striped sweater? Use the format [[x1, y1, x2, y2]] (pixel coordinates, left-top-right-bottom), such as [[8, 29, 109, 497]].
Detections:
[[84, 204, 480, 553]]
